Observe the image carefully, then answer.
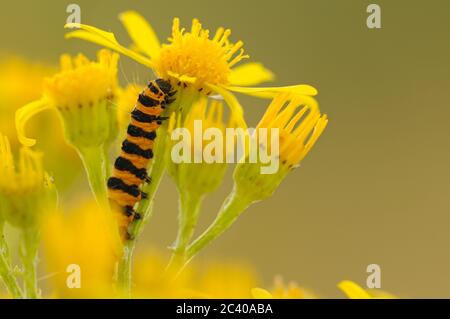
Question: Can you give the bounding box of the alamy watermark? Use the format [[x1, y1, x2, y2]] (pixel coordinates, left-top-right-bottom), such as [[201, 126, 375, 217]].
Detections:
[[66, 263, 81, 289], [366, 263, 381, 289], [170, 121, 280, 174], [366, 4, 382, 29], [66, 4, 81, 27]]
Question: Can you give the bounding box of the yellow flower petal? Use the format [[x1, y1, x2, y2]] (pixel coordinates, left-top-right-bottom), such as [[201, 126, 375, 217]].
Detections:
[[228, 63, 274, 86], [251, 288, 273, 299], [119, 11, 161, 59], [227, 84, 318, 98], [206, 84, 247, 129], [338, 280, 372, 299], [15, 98, 52, 147], [64, 24, 154, 68]]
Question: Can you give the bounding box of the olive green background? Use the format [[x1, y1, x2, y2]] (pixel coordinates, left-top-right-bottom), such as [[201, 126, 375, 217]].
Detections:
[[1, 0, 450, 297]]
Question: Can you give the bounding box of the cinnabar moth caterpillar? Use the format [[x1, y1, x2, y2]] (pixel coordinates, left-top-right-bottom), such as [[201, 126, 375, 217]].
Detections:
[[108, 79, 176, 238]]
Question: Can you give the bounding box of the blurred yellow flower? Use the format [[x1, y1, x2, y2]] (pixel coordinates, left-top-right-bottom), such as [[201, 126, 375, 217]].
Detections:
[[252, 276, 316, 299], [195, 262, 258, 298], [133, 250, 258, 298], [338, 280, 396, 299], [41, 201, 121, 298], [0, 56, 54, 144], [132, 250, 196, 298], [0, 55, 83, 192], [0, 133, 56, 228]]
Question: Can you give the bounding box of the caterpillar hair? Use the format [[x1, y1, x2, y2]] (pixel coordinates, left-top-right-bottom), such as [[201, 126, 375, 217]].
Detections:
[[107, 78, 176, 238]]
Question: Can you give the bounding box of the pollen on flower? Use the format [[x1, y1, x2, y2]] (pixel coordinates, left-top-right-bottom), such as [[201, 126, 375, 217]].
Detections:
[[257, 93, 328, 168], [153, 18, 249, 91], [44, 49, 119, 109]]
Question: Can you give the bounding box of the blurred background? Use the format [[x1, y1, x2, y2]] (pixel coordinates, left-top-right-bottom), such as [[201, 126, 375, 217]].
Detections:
[[1, 0, 450, 297]]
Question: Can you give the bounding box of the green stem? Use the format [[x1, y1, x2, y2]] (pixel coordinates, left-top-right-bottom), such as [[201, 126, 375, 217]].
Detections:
[[20, 228, 39, 299], [78, 146, 109, 208], [184, 190, 252, 267], [0, 233, 23, 298], [117, 239, 135, 297], [177, 192, 204, 252], [166, 192, 203, 274]]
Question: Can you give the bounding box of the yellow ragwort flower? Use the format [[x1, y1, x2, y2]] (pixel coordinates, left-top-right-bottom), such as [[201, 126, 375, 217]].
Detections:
[[258, 92, 328, 169], [0, 133, 56, 228], [64, 11, 317, 127], [234, 92, 328, 202], [16, 49, 119, 148]]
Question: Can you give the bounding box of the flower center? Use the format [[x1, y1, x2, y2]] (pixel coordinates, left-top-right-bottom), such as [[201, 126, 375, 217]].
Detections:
[[44, 50, 118, 108], [153, 18, 248, 92]]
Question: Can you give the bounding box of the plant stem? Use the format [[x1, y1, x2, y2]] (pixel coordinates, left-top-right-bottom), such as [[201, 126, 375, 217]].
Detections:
[[166, 192, 203, 274], [0, 233, 23, 298], [117, 238, 135, 297], [20, 228, 39, 299], [177, 192, 204, 252], [184, 190, 252, 267], [78, 146, 109, 208]]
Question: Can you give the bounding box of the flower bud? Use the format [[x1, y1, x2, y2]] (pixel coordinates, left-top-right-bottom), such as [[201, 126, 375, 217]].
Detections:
[[0, 134, 57, 229], [233, 92, 328, 203]]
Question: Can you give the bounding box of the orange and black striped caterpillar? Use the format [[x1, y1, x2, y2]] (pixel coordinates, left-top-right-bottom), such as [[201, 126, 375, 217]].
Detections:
[[107, 79, 176, 235]]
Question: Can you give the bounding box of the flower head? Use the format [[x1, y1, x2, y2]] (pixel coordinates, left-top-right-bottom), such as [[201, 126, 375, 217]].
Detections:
[[257, 92, 328, 169], [64, 11, 317, 127], [233, 92, 328, 202], [44, 50, 118, 109], [16, 49, 119, 148], [0, 133, 56, 228], [153, 18, 248, 91]]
